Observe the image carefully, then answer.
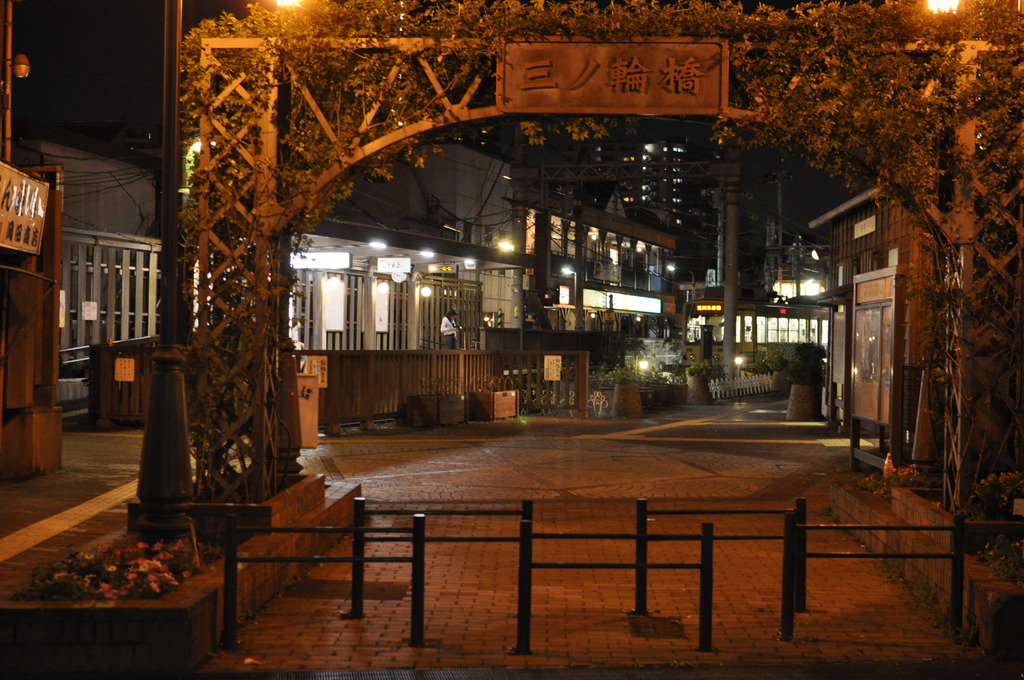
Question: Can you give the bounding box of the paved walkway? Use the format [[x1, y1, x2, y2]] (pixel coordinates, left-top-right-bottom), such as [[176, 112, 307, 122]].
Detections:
[[1, 396, 1021, 680]]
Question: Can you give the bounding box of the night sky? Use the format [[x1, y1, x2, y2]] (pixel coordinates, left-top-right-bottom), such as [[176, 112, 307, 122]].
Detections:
[[12, 0, 264, 128], [11, 0, 854, 230]]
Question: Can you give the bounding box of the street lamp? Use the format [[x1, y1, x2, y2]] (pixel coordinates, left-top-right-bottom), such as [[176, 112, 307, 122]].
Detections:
[[2, 0, 30, 164], [561, 265, 579, 328]]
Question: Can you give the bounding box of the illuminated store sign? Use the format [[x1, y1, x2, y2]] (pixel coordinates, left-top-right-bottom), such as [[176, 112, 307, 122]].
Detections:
[[376, 256, 411, 273], [582, 289, 661, 314], [290, 251, 351, 270]]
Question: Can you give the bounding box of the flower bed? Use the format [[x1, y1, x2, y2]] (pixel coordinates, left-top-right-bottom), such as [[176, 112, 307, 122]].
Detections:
[[0, 477, 361, 675], [12, 536, 202, 602]]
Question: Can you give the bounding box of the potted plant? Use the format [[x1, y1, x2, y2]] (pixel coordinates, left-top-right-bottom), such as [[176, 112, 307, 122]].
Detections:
[[762, 348, 789, 393], [685, 361, 714, 405], [784, 342, 826, 421], [608, 366, 643, 418]]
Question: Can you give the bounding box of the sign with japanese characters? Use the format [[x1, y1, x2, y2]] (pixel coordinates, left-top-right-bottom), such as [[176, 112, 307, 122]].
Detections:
[[544, 355, 562, 382], [498, 39, 727, 115], [0, 162, 48, 255], [114, 357, 136, 382], [307, 355, 329, 388]]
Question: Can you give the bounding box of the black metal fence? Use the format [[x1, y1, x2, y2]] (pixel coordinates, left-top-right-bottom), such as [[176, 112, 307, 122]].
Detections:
[[222, 513, 427, 649], [779, 513, 966, 640], [219, 497, 962, 656]]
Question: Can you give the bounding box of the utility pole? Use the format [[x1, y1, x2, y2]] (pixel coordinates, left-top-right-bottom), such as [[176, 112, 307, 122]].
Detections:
[[714, 148, 742, 377]]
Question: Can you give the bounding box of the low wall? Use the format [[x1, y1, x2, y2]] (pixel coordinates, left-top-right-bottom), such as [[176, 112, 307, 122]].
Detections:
[[0, 477, 361, 676], [831, 483, 1024, 658]]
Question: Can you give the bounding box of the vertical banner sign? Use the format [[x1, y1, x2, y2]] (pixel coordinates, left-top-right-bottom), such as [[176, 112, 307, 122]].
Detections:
[[0, 162, 49, 255], [498, 38, 728, 115], [544, 355, 562, 382], [322, 276, 345, 332], [375, 283, 390, 333]]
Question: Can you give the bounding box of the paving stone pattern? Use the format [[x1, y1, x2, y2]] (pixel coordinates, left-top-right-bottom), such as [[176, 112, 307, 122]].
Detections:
[[0, 398, 988, 675]]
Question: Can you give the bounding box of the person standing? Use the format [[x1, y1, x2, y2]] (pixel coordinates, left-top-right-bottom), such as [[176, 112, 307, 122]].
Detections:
[[440, 308, 459, 349]]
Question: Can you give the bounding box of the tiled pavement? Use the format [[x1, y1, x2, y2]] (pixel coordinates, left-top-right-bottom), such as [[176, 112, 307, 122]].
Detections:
[[2, 396, 1023, 680]]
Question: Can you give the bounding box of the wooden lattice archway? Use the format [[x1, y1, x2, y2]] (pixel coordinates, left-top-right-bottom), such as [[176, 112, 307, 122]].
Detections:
[[184, 2, 1024, 507]]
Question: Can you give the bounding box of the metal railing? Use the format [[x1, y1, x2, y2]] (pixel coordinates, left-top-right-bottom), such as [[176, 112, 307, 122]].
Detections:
[[513, 516, 714, 654], [779, 513, 966, 640], [346, 497, 532, 620], [222, 514, 428, 649], [224, 496, 969, 657]]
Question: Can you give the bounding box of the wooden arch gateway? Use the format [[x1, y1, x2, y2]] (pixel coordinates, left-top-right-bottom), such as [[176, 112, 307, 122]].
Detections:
[[189, 34, 742, 502], [186, 2, 1024, 507]]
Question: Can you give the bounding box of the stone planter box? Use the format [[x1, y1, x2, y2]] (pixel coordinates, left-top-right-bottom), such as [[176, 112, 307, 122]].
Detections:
[[129, 473, 327, 543], [831, 483, 1024, 658], [0, 477, 362, 675], [890, 487, 1024, 554], [687, 375, 712, 404], [467, 389, 518, 421], [611, 383, 643, 418], [786, 383, 817, 421]]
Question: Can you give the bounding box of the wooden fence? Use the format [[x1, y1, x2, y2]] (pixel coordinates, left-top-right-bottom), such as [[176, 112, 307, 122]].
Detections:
[[296, 349, 589, 432], [88, 346, 589, 429]]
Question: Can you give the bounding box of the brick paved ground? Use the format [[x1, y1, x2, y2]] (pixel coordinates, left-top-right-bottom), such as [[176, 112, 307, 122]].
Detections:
[[193, 398, 986, 674], [1, 396, 1012, 679]]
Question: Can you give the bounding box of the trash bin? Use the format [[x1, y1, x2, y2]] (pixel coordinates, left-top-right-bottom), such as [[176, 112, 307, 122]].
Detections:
[[295, 373, 319, 449]]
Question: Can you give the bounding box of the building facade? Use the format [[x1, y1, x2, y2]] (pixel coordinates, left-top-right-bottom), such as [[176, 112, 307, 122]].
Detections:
[[810, 190, 929, 470]]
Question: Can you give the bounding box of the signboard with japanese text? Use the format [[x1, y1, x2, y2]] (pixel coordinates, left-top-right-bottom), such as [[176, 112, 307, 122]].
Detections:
[[498, 39, 727, 115], [544, 355, 562, 382], [0, 162, 49, 255], [307, 355, 329, 388], [114, 357, 136, 382]]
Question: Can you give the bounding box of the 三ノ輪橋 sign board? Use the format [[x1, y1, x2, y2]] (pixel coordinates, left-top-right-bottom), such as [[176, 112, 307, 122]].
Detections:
[[497, 38, 728, 116]]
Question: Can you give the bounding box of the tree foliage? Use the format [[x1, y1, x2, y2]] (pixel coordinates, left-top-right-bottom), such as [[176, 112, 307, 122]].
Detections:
[[180, 0, 1024, 505]]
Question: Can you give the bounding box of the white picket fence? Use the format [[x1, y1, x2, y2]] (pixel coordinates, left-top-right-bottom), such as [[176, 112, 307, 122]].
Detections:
[[709, 374, 776, 400]]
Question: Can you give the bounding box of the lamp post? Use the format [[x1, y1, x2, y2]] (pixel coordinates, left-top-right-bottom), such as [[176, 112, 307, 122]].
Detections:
[[135, 0, 192, 543], [561, 265, 578, 329], [2, 0, 29, 164]]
